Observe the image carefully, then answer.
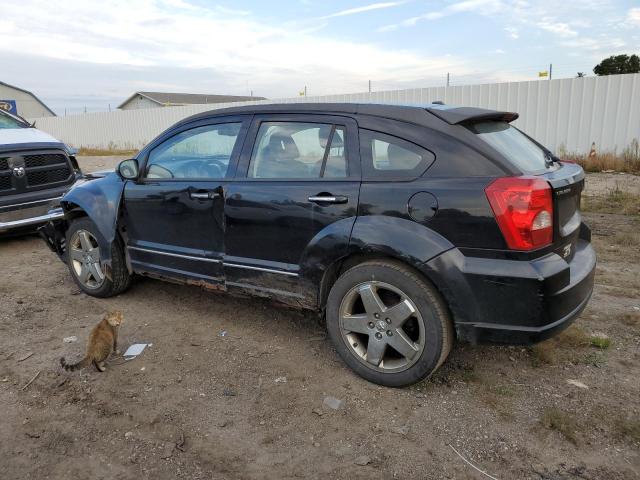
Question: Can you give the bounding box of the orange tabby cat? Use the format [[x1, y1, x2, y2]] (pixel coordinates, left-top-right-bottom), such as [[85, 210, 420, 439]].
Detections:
[[60, 311, 123, 372]]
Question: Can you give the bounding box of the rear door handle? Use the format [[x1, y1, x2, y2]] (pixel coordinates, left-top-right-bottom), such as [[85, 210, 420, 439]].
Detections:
[[308, 194, 348, 204], [189, 190, 220, 200]]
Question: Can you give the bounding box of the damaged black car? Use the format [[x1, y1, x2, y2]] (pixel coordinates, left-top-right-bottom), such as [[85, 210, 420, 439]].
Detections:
[[41, 103, 596, 386]]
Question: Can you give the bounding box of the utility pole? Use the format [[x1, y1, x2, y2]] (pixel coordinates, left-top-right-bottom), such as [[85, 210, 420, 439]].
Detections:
[[549, 63, 552, 81], [108, 103, 111, 112], [368, 80, 371, 93], [304, 86, 307, 97], [446, 72, 450, 87]]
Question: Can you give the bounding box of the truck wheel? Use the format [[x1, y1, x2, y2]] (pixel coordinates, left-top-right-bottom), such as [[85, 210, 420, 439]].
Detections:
[[326, 260, 453, 387], [65, 217, 131, 298]]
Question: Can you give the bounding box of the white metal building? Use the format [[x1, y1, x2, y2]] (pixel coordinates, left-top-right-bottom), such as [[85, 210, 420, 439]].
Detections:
[[118, 92, 266, 110], [0, 81, 56, 118]]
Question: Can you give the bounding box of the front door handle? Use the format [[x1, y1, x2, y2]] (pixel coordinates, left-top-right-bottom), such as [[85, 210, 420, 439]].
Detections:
[[189, 190, 220, 200], [308, 194, 348, 204]]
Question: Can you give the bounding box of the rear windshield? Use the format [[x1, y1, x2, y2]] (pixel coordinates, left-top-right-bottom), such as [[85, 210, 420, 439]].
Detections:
[[467, 121, 549, 173], [0, 112, 26, 129]]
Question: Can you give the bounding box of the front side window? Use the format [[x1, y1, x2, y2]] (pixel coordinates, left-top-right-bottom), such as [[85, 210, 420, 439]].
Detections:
[[146, 123, 241, 179], [248, 122, 347, 179], [467, 121, 550, 173], [360, 130, 434, 179]]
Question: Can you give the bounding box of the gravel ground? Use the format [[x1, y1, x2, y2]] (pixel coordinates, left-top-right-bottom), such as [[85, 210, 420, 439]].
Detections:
[[0, 158, 638, 479]]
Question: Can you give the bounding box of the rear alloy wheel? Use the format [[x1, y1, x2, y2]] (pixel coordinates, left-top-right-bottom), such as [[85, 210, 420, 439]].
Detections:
[[326, 260, 453, 387], [65, 217, 131, 298]]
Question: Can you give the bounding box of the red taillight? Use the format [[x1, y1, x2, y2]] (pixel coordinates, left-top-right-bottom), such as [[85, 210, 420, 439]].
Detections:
[[485, 176, 553, 250]]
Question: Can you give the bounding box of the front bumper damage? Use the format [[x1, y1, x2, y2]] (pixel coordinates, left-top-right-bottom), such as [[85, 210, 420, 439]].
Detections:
[[39, 209, 68, 258]]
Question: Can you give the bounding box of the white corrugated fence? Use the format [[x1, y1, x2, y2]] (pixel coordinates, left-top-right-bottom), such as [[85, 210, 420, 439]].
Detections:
[[28, 73, 640, 155]]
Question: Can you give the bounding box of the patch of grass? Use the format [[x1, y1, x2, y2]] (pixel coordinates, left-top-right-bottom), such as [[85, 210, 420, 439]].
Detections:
[[529, 326, 601, 366], [611, 231, 640, 247], [480, 392, 514, 420], [558, 326, 591, 348], [580, 351, 607, 367], [590, 335, 611, 349], [541, 408, 580, 444], [530, 342, 557, 366], [77, 147, 138, 156], [582, 187, 640, 216], [559, 139, 640, 174], [620, 312, 640, 327], [491, 385, 516, 396], [615, 417, 640, 444], [459, 368, 479, 383]]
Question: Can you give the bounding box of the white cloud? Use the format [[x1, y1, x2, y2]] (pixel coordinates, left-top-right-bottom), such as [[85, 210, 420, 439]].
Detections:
[[322, 1, 405, 19], [537, 20, 578, 37], [504, 26, 519, 39], [627, 7, 640, 26], [378, 0, 505, 31], [0, 0, 476, 107], [377, 0, 595, 41], [561, 36, 626, 51]]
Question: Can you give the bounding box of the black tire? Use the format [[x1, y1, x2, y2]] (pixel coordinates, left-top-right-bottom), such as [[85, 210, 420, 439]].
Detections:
[[65, 217, 131, 298], [326, 260, 453, 387]]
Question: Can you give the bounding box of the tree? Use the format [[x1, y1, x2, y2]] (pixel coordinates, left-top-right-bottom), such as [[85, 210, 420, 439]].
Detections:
[[576, 72, 586, 78], [593, 54, 640, 75]]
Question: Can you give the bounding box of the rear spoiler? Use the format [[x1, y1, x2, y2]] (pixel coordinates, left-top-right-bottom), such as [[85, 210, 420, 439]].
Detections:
[[425, 106, 518, 125]]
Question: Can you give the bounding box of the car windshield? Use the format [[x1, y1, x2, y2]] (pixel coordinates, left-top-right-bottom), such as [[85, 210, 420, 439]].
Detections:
[[467, 121, 550, 173], [0, 110, 27, 129]]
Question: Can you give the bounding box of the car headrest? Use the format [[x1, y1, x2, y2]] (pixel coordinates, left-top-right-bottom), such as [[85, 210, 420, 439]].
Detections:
[[266, 134, 299, 160], [319, 127, 344, 149]]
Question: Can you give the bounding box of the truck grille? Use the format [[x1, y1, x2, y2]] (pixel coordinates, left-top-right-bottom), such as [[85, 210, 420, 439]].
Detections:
[[27, 166, 72, 186], [24, 153, 68, 168], [0, 174, 11, 192], [0, 150, 74, 195]]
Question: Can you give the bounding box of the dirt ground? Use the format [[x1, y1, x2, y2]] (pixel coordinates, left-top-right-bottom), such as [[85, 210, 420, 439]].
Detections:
[[1, 157, 638, 480]]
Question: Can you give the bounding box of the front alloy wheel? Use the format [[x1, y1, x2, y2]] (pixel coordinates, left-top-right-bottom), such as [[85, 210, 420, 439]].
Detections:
[[65, 217, 131, 298], [69, 229, 105, 289]]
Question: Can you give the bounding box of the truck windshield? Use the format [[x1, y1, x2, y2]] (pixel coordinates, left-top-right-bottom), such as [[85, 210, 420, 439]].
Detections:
[[0, 111, 27, 129], [467, 121, 551, 173]]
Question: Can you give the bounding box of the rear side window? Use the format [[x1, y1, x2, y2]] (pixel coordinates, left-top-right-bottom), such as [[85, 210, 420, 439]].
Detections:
[[248, 122, 347, 179], [467, 121, 550, 173], [360, 129, 434, 179]]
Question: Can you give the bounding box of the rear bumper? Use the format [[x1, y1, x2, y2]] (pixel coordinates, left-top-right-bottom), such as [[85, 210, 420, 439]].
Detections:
[[423, 235, 596, 345]]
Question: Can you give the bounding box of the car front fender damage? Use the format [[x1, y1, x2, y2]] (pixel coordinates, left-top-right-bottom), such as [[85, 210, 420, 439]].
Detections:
[[40, 173, 126, 280]]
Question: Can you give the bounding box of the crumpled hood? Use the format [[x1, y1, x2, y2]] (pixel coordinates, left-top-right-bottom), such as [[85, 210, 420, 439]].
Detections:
[[0, 127, 64, 150]]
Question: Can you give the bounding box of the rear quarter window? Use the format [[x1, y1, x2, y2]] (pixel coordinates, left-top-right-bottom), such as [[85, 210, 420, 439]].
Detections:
[[360, 129, 434, 180], [466, 121, 551, 173]]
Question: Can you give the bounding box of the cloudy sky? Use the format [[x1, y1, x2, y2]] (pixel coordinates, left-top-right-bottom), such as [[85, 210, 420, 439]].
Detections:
[[1, 0, 639, 114]]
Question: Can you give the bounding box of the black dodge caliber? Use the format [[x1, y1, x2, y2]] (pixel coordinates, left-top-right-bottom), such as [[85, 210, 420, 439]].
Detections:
[[41, 103, 596, 386]]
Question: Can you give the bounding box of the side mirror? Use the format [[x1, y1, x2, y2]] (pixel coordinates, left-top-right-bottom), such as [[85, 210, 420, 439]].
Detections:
[[117, 159, 139, 180]]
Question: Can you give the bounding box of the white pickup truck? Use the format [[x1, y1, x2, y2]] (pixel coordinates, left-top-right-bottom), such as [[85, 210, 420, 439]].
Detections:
[[0, 109, 82, 234]]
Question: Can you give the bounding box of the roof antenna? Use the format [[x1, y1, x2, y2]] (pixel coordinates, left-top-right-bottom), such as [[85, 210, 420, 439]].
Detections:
[[432, 100, 445, 105]]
